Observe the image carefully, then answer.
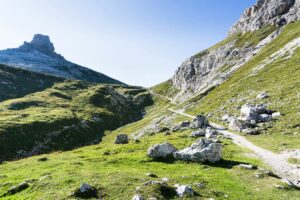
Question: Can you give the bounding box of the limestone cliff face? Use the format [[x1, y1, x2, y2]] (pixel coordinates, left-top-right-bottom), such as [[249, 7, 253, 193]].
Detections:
[[229, 0, 300, 35], [171, 0, 299, 101]]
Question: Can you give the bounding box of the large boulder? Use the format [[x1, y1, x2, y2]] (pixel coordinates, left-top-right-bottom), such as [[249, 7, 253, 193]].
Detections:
[[173, 139, 222, 163], [240, 104, 260, 121], [147, 143, 177, 159], [190, 115, 209, 129], [114, 134, 129, 144]]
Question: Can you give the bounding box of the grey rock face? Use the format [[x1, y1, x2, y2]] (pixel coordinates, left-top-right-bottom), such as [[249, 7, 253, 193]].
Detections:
[[173, 139, 222, 163], [114, 134, 129, 144], [229, 0, 300, 35], [170, 0, 299, 102], [190, 115, 209, 129], [147, 143, 177, 159]]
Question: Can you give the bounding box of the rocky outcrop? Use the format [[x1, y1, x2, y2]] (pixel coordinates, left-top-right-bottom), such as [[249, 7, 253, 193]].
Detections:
[[229, 0, 300, 35], [171, 0, 299, 101]]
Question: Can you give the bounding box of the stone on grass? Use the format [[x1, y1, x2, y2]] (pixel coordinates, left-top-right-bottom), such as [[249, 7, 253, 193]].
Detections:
[[161, 178, 170, 182], [205, 127, 218, 138], [175, 184, 194, 197], [257, 92, 269, 99], [132, 194, 145, 200], [73, 183, 98, 198], [146, 173, 158, 178], [37, 157, 48, 162], [147, 143, 177, 159], [173, 139, 222, 163], [272, 112, 281, 119], [7, 182, 29, 195], [114, 134, 129, 144], [242, 128, 259, 135], [238, 164, 256, 169], [190, 115, 209, 129]]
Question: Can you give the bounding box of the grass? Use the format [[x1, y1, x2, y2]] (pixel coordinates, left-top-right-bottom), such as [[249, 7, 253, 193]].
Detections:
[[0, 80, 152, 160], [0, 64, 64, 102], [288, 158, 300, 165], [0, 96, 298, 199]]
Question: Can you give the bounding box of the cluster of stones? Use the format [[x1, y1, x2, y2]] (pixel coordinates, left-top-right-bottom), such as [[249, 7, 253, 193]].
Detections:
[[223, 103, 280, 134]]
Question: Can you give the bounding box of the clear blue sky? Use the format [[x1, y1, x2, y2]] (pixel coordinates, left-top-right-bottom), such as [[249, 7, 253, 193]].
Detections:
[[0, 0, 255, 87]]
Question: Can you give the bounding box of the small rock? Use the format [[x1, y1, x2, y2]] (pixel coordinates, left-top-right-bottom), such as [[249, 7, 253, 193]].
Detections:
[[144, 180, 165, 186], [205, 127, 218, 138], [194, 182, 205, 189], [238, 164, 256, 169], [242, 128, 259, 135], [272, 112, 281, 119], [257, 92, 269, 99], [191, 129, 206, 137], [146, 173, 158, 178], [73, 183, 98, 198], [37, 157, 48, 162], [7, 182, 29, 195], [135, 186, 141, 191], [147, 143, 177, 159], [229, 118, 246, 132], [114, 134, 129, 144], [132, 194, 145, 200], [175, 185, 194, 197], [161, 178, 170, 182], [274, 184, 285, 189]]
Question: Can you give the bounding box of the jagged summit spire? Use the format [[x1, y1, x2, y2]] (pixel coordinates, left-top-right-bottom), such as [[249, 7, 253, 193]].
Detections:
[[19, 34, 64, 59]]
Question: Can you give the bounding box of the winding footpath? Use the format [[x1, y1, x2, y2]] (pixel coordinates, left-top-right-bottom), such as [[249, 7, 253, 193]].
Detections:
[[150, 91, 300, 187]]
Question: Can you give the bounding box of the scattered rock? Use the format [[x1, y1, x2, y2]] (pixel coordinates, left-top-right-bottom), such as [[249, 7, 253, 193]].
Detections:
[[238, 164, 256, 170], [229, 118, 247, 132], [114, 134, 129, 144], [175, 184, 194, 197], [272, 112, 281, 119], [194, 182, 205, 189], [191, 129, 206, 137], [73, 183, 98, 198], [37, 157, 48, 162], [172, 121, 190, 132], [190, 115, 209, 129], [143, 180, 165, 186], [7, 182, 29, 195], [257, 92, 269, 99], [132, 194, 145, 200], [205, 127, 218, 138], [147, 143, 177, 160], [161, 178, 170, 182], [173, 139, 222, 163], [242, 128, 259, 135], [146, 173, 158, 178]]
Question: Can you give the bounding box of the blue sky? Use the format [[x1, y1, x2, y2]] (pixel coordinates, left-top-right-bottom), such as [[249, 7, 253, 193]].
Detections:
[[0, 0, 255, 86]]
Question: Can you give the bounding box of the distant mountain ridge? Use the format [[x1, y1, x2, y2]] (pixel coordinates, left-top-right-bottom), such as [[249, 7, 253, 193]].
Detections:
[[0, 34, 123, 84]]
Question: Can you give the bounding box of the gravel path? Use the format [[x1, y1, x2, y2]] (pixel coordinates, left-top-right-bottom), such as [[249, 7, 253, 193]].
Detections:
[[168, 108, 300, 187]]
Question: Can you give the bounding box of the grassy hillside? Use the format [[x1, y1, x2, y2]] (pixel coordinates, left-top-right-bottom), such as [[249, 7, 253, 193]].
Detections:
[[0, 80, 152, 160], [0, 64, 64, 102], [170, 22, 300, 152], [0, 96, 298, 199]]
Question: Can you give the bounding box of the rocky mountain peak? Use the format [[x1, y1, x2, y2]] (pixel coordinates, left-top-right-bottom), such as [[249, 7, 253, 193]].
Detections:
[[229, 0, 300, 35], [19, 34, 64, 59]]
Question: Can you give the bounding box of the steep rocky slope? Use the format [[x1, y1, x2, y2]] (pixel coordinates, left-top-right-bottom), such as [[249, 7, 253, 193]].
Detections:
[[0, 64, 64, 102], [171, 0, 300, 102], [0, 34, 123, 84], [0, 81, 152, 160]]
